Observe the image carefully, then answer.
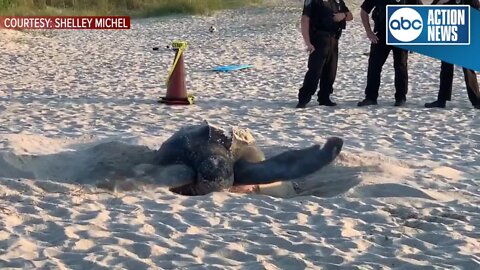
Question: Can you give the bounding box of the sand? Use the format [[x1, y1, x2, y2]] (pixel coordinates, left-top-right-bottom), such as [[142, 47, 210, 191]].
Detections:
[[0, 1, 479, 269]]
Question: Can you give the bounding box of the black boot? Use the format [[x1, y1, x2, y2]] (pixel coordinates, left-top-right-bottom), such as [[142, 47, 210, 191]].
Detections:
[[318, 98, 337, 106], [394, 99, 406, 107], [424, 100, 446, 108], [357, 99, 377, 107], [296, 101, 308, 108]]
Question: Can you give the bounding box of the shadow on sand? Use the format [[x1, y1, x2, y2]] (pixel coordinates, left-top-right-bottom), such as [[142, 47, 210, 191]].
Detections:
[[0, 140, 364, 198]]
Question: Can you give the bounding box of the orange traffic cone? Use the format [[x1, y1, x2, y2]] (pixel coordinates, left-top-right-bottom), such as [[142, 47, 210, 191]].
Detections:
[[159, 41, 194, 105]]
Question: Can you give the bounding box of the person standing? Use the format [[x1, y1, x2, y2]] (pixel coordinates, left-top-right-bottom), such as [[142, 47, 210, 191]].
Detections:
[[296, 0, 353, 109], [425, 0, 480, 109], [357, 0, 423, 107]]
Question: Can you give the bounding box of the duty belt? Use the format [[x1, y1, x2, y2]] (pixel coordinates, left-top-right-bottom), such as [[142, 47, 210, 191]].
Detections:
[[312, 29, 337, 37]]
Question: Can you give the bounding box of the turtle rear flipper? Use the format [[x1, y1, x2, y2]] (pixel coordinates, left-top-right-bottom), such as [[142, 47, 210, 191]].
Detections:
[[233, 137, 343, 185]]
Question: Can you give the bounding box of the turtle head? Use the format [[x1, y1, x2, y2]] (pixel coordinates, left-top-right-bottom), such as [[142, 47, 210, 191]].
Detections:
[[196, 148, 235, 192]]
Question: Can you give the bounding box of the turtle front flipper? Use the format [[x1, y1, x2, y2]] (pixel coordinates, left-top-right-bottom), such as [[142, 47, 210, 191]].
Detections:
[[234, 137, 343, 185]]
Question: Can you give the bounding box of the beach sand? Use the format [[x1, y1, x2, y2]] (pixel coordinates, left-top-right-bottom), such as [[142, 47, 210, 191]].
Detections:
[[0, 1, 479, 269]]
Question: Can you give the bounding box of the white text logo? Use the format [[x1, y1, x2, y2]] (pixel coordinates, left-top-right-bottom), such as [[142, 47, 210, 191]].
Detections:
[[388, 7, 423, 42]]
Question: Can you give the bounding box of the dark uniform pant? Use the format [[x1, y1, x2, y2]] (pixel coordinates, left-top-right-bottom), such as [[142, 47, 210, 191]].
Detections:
[[298, 34, 338, 104], [437, 61, 480, 106], [364, 40, 408, 102]]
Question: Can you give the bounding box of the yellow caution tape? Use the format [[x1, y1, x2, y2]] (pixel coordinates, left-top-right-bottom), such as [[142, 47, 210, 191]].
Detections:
[[165, 41, 188, 85], [187, 93, 195, 104]]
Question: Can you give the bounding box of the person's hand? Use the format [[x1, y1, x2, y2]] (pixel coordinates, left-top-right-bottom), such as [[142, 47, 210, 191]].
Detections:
[[333, 13, 346, 22], [366, 30, 379, 44], [305, 42, 315, 54]]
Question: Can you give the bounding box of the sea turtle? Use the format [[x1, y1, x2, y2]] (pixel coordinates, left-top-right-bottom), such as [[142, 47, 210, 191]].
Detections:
[[153, 121, 343, 196]]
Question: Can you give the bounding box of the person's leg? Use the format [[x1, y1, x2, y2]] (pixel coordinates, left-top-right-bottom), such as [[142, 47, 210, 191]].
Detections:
[[439, 62, 454, 102], [425, 61, 454, 108], [392, 47, 409, 106], [358, 42, 391, 106], [462, 68, 480, 108], [318, 37, 338, 106], [297, 37, 329, 108]]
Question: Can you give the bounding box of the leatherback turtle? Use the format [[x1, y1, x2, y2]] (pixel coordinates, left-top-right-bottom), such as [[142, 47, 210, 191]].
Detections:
[[153, 121, 343, 196]]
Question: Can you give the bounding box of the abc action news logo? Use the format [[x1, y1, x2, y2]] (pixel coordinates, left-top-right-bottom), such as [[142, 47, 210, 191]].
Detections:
[[0, 16, 130, 30], [387, 5, 470, 45]]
